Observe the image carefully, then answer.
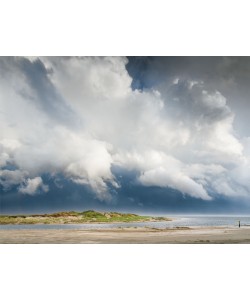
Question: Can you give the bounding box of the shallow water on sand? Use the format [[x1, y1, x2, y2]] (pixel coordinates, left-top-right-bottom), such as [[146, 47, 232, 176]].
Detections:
[[167, 215, 250, 227], [0, 215, 250, 230]]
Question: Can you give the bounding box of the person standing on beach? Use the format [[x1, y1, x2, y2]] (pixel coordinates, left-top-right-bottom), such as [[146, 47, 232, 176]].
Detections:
[[239, 220, 241, 228]]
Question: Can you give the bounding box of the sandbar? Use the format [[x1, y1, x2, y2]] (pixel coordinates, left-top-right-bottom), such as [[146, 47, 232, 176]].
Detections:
[[1, 226, 250, 243]]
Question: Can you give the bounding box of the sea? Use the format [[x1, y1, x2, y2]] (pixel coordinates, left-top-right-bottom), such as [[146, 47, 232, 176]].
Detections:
[[0, 215, 250, 230]]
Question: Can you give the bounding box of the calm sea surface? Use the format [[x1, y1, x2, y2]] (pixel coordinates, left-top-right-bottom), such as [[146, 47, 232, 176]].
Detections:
[[0, 215, 250, 230]]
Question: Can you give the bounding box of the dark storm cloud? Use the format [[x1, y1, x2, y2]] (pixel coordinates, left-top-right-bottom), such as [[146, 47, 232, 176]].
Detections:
[[1, 172, 249, 215], [127, 57, 250, 89], [127, 56, 250, 136]]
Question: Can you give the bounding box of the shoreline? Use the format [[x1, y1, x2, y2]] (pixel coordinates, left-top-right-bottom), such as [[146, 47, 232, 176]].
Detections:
[[0, 219, 172, 226], [1, 225, 250, 244]]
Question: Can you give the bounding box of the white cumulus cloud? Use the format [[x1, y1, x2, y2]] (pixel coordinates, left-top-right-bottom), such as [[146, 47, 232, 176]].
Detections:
[[19, 177, 49, 195], [0, 57, 250, 202]]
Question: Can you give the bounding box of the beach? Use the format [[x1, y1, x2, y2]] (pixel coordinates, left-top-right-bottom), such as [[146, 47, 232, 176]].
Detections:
[[1, 226, 250, 243]]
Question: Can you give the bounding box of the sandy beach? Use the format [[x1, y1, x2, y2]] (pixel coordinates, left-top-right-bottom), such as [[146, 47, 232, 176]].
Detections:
[[1, 226, 250, 243]]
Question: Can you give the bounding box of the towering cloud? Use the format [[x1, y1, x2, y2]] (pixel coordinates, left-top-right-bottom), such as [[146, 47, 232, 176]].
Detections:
[[0, 57, 250, 203]]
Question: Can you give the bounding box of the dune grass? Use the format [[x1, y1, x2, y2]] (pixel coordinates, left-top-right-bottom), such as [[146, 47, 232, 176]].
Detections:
[[0, 210, 171, 225]]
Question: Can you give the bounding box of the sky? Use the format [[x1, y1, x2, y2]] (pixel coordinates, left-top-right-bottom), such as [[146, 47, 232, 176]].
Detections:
[[1, 56, 250, 215]]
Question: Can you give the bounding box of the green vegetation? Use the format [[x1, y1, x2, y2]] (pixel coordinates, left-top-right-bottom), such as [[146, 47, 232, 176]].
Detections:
[[0, 210, 171, 225]]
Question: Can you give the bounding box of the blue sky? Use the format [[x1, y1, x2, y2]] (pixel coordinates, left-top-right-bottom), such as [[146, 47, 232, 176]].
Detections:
[[1, 57, 250, 214]]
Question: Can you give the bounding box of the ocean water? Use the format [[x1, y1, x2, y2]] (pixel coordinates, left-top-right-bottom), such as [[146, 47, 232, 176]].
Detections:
[[0, 215, 250, 230]]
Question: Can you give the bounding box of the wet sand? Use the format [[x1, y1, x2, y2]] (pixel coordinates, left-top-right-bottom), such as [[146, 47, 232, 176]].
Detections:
[[1, 226, 250, 243]]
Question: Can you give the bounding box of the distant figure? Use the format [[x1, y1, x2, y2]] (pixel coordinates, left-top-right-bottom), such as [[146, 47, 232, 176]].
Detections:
[[239, 220, 241, 228]]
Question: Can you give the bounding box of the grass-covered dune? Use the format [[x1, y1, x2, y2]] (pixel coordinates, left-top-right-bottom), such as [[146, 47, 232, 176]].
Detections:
[[0, 210, 171, 225]]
